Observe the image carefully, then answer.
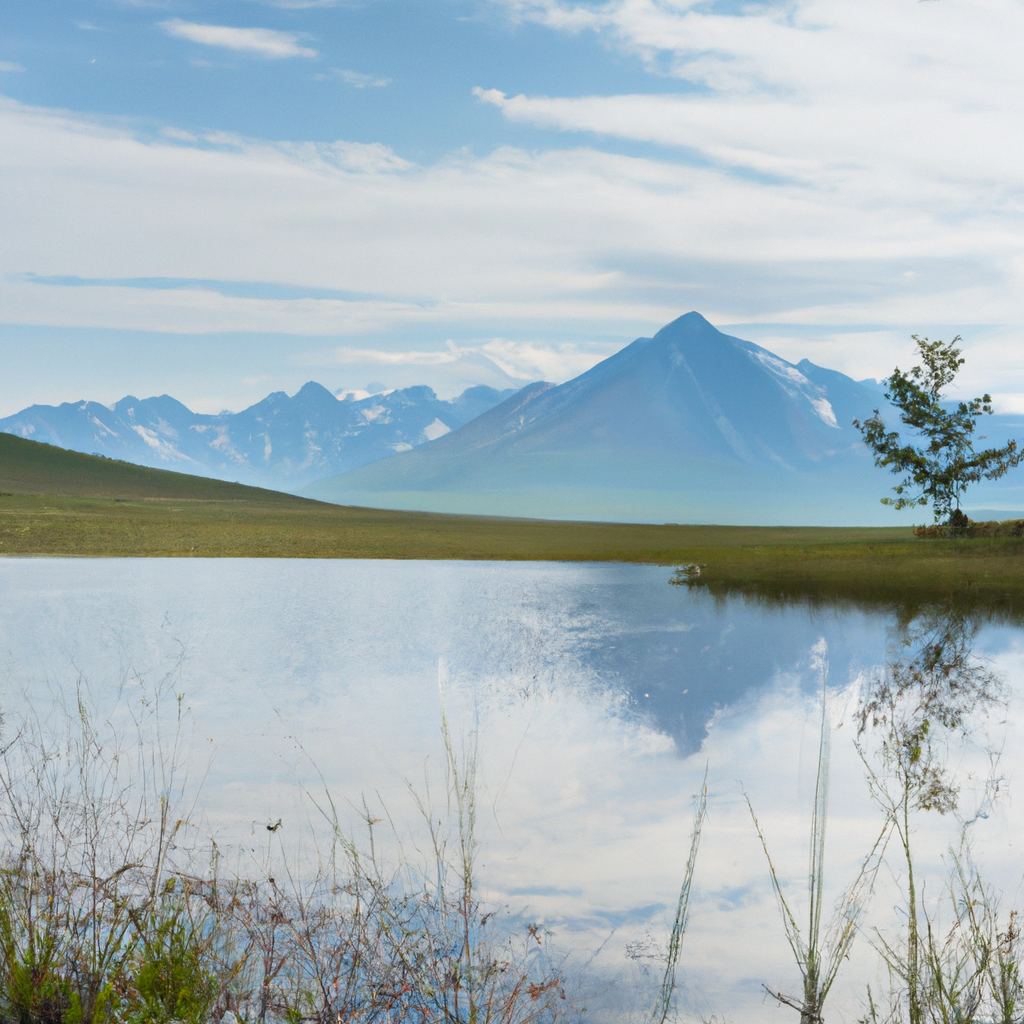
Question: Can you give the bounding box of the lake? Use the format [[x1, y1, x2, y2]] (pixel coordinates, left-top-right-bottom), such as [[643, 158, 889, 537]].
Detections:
[[1, 558, 1021, 1022]]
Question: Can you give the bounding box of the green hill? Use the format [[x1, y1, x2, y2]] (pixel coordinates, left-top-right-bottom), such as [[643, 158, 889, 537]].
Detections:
[[0, 434, 307, 503]]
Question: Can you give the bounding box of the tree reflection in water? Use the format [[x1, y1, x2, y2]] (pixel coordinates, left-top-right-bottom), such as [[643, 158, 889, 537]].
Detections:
[[679, 568, 1024, 1022], [859, 605, 1005, 816], [855, 604, 1017, 1024]]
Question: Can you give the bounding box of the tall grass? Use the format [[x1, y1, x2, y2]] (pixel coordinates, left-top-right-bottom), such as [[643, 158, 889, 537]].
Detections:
[[0, 683, 208, 1024], [749, 641, 888, 1024], [649, 773, 707, 1024], [857, 840, 1024, 1024], [0, 682, 573, 1024]]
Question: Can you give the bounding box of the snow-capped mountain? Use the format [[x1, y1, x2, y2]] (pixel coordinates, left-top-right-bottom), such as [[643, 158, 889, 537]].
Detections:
[[304, 312, 1024, 524], [0, 382, 517, 491]]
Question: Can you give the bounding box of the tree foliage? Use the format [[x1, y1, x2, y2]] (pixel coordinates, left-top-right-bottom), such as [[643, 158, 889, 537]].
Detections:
[[854, 335, 1022, 523]]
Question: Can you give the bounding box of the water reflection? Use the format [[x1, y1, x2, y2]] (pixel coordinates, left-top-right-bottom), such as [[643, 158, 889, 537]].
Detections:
[[852, 604, 1011, 1024], [680, 574, 1020, 1023], [0, 560, 1022, 1022], [860, 604, 1005, 814]]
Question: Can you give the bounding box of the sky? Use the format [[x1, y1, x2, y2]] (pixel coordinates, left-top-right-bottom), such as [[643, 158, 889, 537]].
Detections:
[[2, 0, 1023, 415]]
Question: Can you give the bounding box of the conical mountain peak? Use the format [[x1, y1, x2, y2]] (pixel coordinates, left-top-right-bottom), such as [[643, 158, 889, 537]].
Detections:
[[307, 312, 906, 524], [653, 311, 717, 337]]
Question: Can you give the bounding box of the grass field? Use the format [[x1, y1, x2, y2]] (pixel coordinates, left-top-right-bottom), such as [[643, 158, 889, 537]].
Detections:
[[3, 434, 1024, 609]]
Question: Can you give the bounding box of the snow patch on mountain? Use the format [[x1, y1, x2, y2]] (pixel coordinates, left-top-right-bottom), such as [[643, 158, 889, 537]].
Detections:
[[422, 418, 450, 441], [810, 397, 838, 428], [751, 349, 840, 429]]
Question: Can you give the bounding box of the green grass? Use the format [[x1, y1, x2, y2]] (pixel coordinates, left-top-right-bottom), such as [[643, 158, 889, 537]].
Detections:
[[4, 434, 1024, 610], [0, 490, 914, 561], [0, 432, 303, 502], [673, 535, 1024, 614]]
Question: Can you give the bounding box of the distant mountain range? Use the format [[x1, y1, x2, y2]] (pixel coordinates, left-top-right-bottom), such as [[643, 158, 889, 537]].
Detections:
[[0, 383, 516, 491], [6, 312, 1023, 524], [305, 313, 1024, 525]]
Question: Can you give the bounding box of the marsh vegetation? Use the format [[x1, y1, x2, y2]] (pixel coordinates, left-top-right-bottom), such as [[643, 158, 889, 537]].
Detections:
[[0, 686, 576, 1024]]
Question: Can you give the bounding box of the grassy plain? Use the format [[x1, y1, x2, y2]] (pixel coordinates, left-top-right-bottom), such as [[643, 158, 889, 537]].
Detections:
[[3, 434, 1024, 607]]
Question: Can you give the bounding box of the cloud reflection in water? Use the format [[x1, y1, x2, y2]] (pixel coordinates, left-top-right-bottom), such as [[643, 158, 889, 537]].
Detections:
[[0, 559, 1021, 1021]]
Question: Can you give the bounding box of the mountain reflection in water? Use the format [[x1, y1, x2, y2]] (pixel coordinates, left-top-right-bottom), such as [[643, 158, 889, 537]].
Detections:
[[1, 559, 1023, 1022]]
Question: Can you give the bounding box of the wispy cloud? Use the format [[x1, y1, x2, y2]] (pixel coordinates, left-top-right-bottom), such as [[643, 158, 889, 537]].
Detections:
[[480, 0, 1024, 203], [478, 338, 606, 383], [331, 347, 462, 366], [314, 68, 390, 88], [159, 19, 317, 59], [326, 339, 616, 384], [160, 126, 197, 142], [0, 61, 25, 73]]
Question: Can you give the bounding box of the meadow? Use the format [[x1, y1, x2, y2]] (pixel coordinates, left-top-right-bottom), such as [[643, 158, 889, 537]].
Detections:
[[4, 434, 1024, 611]]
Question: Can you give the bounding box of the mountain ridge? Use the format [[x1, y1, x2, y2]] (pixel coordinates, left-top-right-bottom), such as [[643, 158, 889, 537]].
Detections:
[[0, 382, 518, 492], [304, 313, 1024, 525], [7, 312, 1024, 525]]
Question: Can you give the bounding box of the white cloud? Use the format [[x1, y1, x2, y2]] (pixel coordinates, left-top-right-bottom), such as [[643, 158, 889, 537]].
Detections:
[[4, 69, 1024, 391], [478, 338, 610, 382], [989, 393, 1024, 415], [314, 68, 390, 88], [331, 346, 465, 366], [0, 61, 25, 73], [160, 126, 197, 142], [159, 18, 317, 59], [480, 0, 1024, 209], [338, 69, 389, 88], [320, 339, 609, 387], [283, 139, 410, 173]]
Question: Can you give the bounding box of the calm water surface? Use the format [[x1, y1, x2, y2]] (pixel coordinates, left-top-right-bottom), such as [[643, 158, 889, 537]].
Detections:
[[1, 559, 1022, 1022]]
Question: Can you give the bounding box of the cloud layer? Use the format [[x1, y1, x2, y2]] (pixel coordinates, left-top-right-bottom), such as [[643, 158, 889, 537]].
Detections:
[[480, 0, 1024, 252], [3, 0, 1024, 404], [160, 19, 318, 59], [4, 90, 1018, 332]]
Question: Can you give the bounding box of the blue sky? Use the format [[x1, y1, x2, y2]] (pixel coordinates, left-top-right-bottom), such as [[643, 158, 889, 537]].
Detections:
[[2, 0, 1023, 414]]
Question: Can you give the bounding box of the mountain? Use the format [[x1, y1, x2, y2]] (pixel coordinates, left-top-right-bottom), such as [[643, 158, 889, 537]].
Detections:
[[0, 383, 517, 492], [305, 313, 1024, 525]]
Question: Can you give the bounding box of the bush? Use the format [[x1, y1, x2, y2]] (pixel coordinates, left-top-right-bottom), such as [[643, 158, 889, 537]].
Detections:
[[913, 518, 1024, 539]]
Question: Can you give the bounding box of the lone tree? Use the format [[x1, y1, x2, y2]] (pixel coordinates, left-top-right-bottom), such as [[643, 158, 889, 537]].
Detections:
[[854, 334, 1022, 525]]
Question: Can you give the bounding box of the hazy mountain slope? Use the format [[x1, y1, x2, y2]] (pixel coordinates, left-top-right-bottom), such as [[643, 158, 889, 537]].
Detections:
[[0, 383, 516, 491], [303, 313, 926, 524], [0, 433, 309, 502]]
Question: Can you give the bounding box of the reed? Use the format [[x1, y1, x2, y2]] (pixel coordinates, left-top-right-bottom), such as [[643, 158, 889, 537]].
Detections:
[[855, 606, 1011, 1024], [649, 773, 707, 1024], [750, 641, 888, 1024]]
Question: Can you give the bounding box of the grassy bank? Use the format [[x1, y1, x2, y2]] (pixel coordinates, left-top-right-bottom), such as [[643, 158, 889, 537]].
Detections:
[[4, 435, 1024, 607], [675, 534, 1024, 613], [7, 491, 1024, 608], [0, 433, 913, 560], [0, 490, 915, 560]]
